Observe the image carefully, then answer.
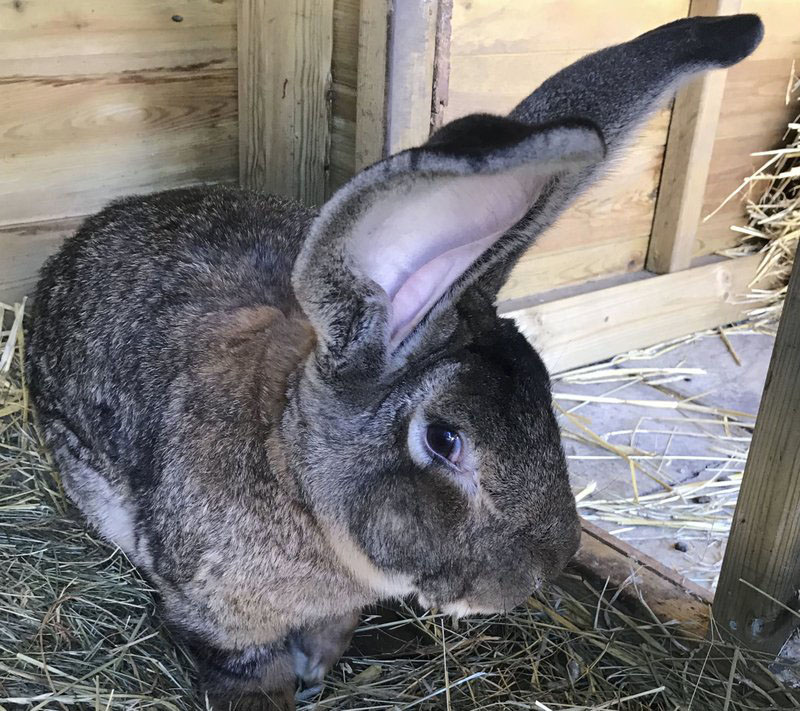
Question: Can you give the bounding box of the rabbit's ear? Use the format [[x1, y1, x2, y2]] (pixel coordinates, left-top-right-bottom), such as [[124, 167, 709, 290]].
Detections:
[[472, 13, 764, 295], [293, 14, 763, 373], [292, 116, 604, 370]]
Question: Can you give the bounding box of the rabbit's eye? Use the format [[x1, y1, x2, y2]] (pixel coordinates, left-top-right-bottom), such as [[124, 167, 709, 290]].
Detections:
[[425, 424, 463, 464]]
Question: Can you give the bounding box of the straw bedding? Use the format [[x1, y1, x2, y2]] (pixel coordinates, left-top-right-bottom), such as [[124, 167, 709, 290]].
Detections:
[[0, 313, 796, 709], [566, 72, 799, 593]]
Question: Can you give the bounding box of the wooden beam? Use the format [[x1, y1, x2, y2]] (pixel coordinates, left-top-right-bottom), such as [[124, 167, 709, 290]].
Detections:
[[713, 260, 800, 654], [354, 0, 391, 171], [385, 0, 439, 153], [238, 0, 334, 206], [503, 255, 766, 374], [571, 519, 712, 637], [646, 0, 740, 274]]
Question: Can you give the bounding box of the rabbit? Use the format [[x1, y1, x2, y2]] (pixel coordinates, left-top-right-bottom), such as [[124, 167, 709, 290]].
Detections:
[[25, 14, 763, 710]]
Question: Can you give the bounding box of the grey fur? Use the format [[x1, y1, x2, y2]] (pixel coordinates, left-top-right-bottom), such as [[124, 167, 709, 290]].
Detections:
[[26, 16, 762, 710]]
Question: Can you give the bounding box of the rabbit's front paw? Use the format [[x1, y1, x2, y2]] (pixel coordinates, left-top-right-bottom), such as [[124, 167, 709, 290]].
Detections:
[[290, 610, 361, 686]]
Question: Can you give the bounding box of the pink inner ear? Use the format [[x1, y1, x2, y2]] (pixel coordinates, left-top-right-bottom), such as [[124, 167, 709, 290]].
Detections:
[[389, 233, 500, 344], [350, 167, 547, 346]]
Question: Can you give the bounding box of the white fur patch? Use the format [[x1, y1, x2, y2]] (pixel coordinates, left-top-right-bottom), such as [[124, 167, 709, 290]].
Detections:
[[322, 522, 416, 600], [440, 600, 500, 618], [58, 454, 137, 557]]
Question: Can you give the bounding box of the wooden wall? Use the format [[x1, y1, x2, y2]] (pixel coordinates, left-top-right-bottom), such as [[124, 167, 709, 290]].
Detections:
[[0, 0, 361, 304], [3, 0, 799, 310], [443, 0, 688, 303], [0, 0, 237, 302], [443, 0, 800, 305]]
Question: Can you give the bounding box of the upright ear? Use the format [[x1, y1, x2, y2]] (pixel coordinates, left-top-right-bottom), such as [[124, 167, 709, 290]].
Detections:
[[292, 14, 763, 375], [473, 13, 764, 295], [292, 117, 604, 373]]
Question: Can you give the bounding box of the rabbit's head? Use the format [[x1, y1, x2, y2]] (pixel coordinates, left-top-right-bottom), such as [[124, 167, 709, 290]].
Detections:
[[286, 15, 763, 613]]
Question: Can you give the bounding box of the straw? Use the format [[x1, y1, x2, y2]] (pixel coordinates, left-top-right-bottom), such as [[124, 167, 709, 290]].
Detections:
[[3, 304, 798, 707]]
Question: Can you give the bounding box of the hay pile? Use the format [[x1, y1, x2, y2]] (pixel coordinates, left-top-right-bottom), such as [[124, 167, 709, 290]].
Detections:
[[2, 305, 799, 709], [714, 72, 800, 323], [0, 301, 195, 709]]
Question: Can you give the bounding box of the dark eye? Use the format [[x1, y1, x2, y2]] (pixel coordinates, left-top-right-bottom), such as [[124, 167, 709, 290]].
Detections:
[[425, 424, 463, 464]]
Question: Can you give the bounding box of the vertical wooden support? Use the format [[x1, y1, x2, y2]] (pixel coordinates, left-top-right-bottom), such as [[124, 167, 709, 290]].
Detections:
[[713, 260, 800, 653], [354, 0, 451, 171], [238, 0, 334, 206], [646, 0, 740, 274], [430, 0, 453, 133], [385, 0, 439, 154], [354, 0, 392, 171]]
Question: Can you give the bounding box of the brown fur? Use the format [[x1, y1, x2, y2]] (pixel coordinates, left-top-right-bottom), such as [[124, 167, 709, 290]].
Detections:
[[25, 16, 763, 709]]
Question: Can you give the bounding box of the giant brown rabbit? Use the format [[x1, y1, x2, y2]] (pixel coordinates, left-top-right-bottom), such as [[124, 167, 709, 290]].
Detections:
[[26, 14, 763, 710]]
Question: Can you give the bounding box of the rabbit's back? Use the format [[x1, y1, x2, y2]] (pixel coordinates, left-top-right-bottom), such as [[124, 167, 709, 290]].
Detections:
[[26, 185, 315, 506]]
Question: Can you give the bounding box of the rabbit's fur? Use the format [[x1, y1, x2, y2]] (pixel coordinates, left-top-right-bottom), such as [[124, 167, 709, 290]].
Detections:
[[26, 15, 763, 710]]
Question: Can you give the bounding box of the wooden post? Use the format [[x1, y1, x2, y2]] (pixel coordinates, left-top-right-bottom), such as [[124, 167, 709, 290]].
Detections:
[[713, 259, 800, 653], [646, 0, 740, 274], [238, 0, 334, 206], [354, 0, 450, 169], [354, 0, 392, 171], [385, 0, 439, 154]]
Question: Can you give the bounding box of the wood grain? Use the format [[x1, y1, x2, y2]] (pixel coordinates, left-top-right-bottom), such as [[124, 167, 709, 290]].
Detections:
[[713, 260, 800, 653], [498, 235, 648, 308], [0, 218, 83, 304], [354, 0, 391, 172], [329, 0, 361, 194], [503, 255, 766, 374], [1, 0, 238, 228], [238, 0, 334, 207], [647, 0, 740, 274], [0, 0, 236, 76], [386, 0, 439, 153], [445, 0, 687, 296], [0, 70, 237, 226]]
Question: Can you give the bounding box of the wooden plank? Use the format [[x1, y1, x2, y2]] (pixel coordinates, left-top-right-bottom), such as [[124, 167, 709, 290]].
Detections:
[[446, 0, 688, 61], [354, 0, 391, 171], [329, 0, 361, 194], [571, 519, 712, 637], [0, 0, 238, 226], [713, 260, 800, 654], [238, 0, 334, 206], [0, 218, 82, 305], [647, 0, 740, 274], [503, 255, 765, 374], [430, 0, 453, 132], [498, 235, 648, 310], [0, 70, 237, 226], [0, 0, 236, 76], [385, 0, 439, 153], [444, 0, 687, 122]]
